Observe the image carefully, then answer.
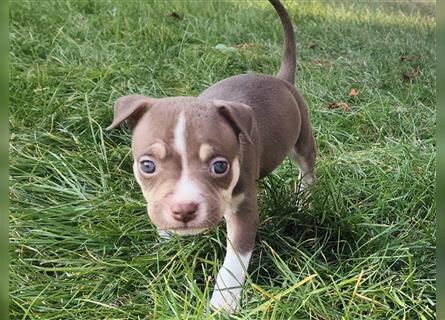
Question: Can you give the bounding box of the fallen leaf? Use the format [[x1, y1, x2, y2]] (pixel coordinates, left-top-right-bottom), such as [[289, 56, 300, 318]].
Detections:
[[400, 54, 421, 62], [402, 71, 410, 81], [348, 88, 359, 97], [311, 58, 329, 65], [167, 10, 182, 20], [402, 67, 420, 82], [327, 102, 350, 111], [214, 43, 237, 54], [235, 43, 257, 49], [425, 15, 435, 22]]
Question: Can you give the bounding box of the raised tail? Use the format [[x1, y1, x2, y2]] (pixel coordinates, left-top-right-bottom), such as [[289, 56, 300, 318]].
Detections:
[[269, 0, 296, 84]]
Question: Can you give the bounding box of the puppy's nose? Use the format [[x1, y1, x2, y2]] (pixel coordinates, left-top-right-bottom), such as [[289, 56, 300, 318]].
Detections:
[[170, 202, 198, 223]]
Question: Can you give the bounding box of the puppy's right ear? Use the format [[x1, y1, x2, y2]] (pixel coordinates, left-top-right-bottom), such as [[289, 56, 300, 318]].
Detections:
[[106, 95, 155, 130]]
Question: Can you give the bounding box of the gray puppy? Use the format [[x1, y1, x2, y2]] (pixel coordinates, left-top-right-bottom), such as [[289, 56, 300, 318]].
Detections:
[[107, 0, 316, 313]]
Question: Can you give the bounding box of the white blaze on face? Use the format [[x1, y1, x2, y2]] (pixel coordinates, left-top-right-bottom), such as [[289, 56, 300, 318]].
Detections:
[[172, 111, 203, 205], [174, 111, 188, 174]]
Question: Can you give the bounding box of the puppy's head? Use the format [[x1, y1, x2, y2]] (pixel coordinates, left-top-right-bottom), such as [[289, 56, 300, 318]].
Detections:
[[107, 95, 253, 235]]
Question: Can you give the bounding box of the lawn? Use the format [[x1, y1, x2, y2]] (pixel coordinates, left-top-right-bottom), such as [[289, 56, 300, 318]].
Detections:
[[9, 1, 436, 319]]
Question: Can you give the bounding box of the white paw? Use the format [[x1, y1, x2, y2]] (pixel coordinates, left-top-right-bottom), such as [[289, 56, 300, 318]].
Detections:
[[210, 288, 241, 313]]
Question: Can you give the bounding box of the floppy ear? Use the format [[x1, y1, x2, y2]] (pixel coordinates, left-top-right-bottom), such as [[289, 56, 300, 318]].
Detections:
[[106, 94, 155, 130], [214, 99, 254, 144]]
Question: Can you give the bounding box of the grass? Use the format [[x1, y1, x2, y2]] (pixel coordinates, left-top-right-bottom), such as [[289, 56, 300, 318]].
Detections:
[[9, 0, 436, 319]]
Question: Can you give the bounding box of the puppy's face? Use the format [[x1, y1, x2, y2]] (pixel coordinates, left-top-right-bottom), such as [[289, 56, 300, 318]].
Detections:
[[116, 97, 252, 235]]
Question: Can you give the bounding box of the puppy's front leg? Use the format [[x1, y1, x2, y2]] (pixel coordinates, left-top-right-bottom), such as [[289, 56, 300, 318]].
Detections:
[[210, 197, 258, 313]]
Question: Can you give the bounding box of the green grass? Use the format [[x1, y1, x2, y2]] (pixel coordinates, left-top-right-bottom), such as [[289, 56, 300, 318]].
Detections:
[[9, 1, 435, 319]]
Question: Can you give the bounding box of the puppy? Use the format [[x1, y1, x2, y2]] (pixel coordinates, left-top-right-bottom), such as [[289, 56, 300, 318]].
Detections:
[[106, 0, 316, 313]]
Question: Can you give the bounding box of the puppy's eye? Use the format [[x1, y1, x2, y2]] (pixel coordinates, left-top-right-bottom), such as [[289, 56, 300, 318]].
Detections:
[[210, 158, 229, 176], [140, 160, 156, 174]]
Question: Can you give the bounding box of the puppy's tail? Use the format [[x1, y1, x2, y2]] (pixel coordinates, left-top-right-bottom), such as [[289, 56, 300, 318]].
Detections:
[[269, 0, 296, 84]]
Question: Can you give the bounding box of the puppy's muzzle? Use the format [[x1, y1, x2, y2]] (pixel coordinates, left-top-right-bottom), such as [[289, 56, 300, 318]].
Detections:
[[168, 201, 199, 223]]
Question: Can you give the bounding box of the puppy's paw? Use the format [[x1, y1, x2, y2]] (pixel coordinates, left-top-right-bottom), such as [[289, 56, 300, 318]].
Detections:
[[294, 171, 316, 194], [210, 289, 241, 314]]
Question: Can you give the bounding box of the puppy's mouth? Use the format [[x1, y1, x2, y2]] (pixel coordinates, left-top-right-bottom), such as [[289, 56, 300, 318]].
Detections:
[[157, 226, 208, 236], [158, 220, 219, 236], [169, 227, 208, 236]]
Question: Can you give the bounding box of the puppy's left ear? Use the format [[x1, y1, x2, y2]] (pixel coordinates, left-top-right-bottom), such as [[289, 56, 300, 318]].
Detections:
[[106, 95, 155, 130], [214, 99, 254, 144]]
